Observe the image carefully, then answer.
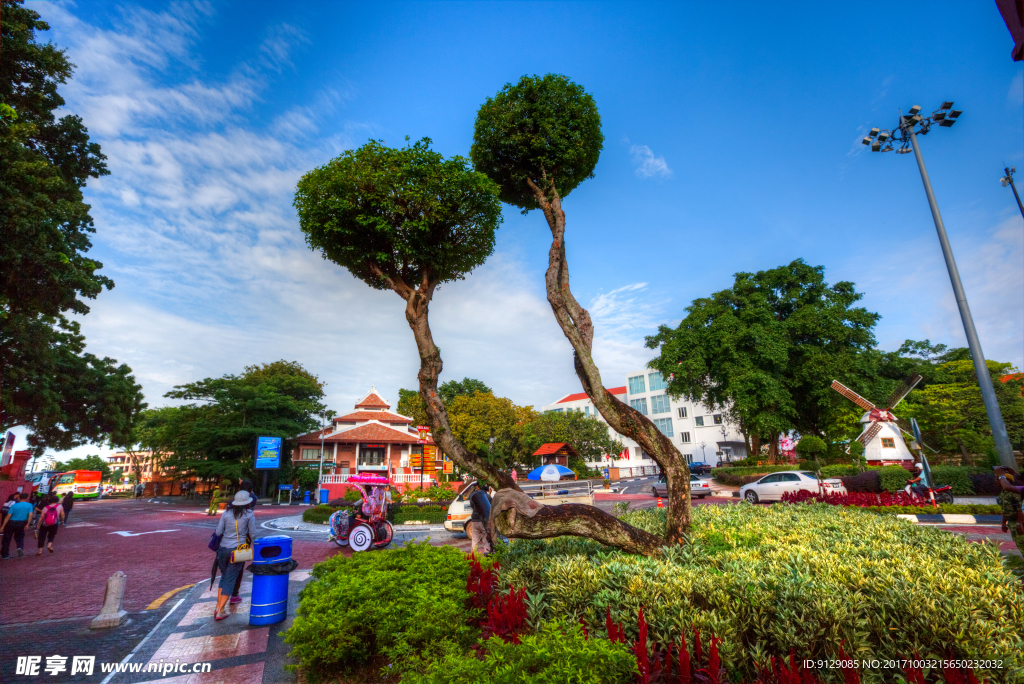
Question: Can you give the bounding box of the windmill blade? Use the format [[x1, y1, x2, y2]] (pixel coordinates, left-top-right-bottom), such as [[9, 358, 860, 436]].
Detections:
[[831, 380, 876, 411], [857, 422, 884, 446], [894, 418, 938, 452], [885, 373, 923, 409]]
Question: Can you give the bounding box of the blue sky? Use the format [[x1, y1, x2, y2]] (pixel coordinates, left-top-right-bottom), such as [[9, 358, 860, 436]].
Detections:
[[18, 1, 1023, 462]]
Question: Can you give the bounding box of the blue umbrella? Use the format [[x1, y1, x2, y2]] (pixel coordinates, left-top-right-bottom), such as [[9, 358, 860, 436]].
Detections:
[[527, 464, 575, 481]]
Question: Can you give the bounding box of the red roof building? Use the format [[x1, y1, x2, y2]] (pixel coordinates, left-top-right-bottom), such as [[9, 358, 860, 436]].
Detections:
[[293, 386, 438, 479], [532, 442, 579, 467]]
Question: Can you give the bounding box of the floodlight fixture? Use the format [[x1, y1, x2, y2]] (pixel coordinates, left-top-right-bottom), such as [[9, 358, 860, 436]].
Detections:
[[869, 127, 880, 138], [859, 100, 1015, 469], [1000, 166, 1024, 219], [877, 131, 890, 142], [862, 137, 872, 145]]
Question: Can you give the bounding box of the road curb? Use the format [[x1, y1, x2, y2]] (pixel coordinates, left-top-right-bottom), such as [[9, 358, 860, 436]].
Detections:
[[896, 514, 1002, 524]]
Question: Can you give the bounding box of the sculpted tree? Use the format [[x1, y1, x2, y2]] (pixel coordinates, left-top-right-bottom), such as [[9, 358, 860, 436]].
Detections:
[[471, 74, 693, 545], [296, 137, 664, 555]]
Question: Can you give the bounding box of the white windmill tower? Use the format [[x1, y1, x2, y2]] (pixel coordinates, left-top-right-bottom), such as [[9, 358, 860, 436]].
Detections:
[[830, 375, 924, 466]]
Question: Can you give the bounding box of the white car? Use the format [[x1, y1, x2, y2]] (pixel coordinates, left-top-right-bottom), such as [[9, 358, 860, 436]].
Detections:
[[651, 475, 711, 499], [739, 471, 846, 503]]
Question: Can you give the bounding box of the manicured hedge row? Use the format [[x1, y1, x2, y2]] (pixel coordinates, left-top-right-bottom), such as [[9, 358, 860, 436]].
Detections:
[[841, 466, 999, 496], [302, 504, 338, 525]]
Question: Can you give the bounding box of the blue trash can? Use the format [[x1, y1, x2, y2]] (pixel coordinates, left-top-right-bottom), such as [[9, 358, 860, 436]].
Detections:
[[250, 535, 292, 626], [303, 490, 311, 505], [319, 488, 329, 504]]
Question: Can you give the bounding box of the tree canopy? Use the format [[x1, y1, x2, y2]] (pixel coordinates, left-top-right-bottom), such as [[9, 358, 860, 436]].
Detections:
[[56, 454, 111, 481], [0, 1, 144, 453], [144, 361, 327, 481], [471, 74, 604, 211], [647, 260, 879, 453], [511, 411, 623, 472], [295, 138, 502, 290], [439, 377, 492, 405], [447, 392, 536, 464]]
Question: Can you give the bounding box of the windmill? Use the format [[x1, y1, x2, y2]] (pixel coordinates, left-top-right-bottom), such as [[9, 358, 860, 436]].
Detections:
[[830, 374, 927, 465]]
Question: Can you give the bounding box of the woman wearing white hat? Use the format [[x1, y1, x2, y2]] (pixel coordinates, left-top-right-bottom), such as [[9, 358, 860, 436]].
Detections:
[[213, 490, 257, 620]]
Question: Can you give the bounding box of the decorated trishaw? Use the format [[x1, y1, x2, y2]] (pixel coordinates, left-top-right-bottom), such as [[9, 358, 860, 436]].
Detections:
[[327, 474, 394, 552]]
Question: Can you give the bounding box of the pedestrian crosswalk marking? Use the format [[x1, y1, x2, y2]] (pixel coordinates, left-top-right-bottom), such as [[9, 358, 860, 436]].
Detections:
[[108, 530, 179, 537]]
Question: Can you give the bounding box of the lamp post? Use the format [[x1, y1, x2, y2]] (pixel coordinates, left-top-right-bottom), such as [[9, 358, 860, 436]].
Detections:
[[318, 411, 328, 491], [1000, 166, 1024, 219], [863, 102, 1015, 468]]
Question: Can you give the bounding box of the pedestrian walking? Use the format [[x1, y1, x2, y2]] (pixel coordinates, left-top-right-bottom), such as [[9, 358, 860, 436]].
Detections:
[[60, 491, 74, 525], [35, 494, 65, 555], [1, 493, 35, 558], [207, 484, 222, 516], [213, 490, 257, 620], [135, 482, 144, 500], [467, 484, 493, 556], [229, 479, 257, 604], [1, 494, 16, 518]]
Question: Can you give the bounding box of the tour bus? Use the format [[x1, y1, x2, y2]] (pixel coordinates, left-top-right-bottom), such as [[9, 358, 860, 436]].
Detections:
[[51, 470, 103, 500], [25, 470, 62, 495]]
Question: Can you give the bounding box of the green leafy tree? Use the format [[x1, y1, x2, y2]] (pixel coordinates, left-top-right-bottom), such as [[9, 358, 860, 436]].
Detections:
[[446, 392, 536, 465], [296, 134, 663, 555], [438, 377, 491, 405], [470, 74, 669, 554], [397, 388, 428, 426], [902, 359, 1022, 463], [0, 1, 143, 453], [55, 454, 111, 481], [145, 361, 327, 482], [647, 260, 879, 459], [512, 411, 623, 471]]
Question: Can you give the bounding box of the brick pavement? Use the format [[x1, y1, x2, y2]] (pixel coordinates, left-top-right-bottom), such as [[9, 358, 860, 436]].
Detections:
[[0, 500, 347, 625]]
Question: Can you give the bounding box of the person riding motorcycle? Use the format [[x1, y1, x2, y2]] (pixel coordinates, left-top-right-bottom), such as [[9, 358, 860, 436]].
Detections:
[[905, 463, 929, 499]]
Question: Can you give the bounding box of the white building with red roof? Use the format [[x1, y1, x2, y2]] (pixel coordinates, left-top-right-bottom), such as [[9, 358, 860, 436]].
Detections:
[[542, 370, 746, 470], [292, 386, 439, 483]]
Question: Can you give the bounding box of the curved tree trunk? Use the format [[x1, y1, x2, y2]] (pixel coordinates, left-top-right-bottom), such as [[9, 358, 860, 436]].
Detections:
[[525, 177, 692, 544], [376, 265, 666, 555]]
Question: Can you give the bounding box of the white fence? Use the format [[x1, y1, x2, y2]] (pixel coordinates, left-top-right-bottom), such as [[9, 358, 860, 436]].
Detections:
[[319, 472, 439, 485], [616, 466, 661, 478]]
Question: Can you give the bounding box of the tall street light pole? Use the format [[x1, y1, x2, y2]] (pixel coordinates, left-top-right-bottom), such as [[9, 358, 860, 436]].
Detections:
[[1000, 166, 1024, 219], [863, 102, 1016, 468]]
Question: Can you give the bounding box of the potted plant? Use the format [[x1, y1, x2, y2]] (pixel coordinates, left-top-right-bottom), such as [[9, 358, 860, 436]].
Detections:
[[603, 478, 611, 490]]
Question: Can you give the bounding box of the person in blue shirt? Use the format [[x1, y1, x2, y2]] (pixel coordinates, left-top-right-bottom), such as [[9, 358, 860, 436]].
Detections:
[[1, 493, 35, 558]]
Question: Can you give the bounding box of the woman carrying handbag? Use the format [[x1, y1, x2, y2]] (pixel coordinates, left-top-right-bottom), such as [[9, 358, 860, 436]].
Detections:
[[212, 490, 257, 621]]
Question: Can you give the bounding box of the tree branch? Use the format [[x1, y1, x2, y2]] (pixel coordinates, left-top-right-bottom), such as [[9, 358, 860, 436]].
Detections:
[[526, 178, 693, 544]]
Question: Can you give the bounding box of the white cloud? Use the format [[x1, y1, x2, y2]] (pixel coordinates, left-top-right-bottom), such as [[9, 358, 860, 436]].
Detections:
[[17, 2, 681, 464], [630, 144, 672, 179]]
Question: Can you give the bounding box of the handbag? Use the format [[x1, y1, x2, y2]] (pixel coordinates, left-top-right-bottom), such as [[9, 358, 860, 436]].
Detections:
[[208, 532, 222, 551], [229, 515, 253, 563]]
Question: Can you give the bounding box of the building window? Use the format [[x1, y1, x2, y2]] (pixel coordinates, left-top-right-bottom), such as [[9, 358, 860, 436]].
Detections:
[[629, 398, 648, 415], [654, 418, 673, 437], [677, 407, 687, 418], [633, 447, 642, 458], [628, 375, 646, 395], [650, 394, 671, 414], [648, 372, 667, 391], [680, 432, 692, 444], [713, 414, 723, 425], [881, 437, 895, 449], [695, 416, 704, 427], [359, 447, 386, 467], [584, 406, 590, 416], [547, 408, 563, 414], [301, 448, 321, 460]]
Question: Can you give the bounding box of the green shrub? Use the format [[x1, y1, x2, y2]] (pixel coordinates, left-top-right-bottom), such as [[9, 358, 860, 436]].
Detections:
[[492, 505, 1023, 683], [302, 505, 338, 525], [929, 465, 976, 495], [795, 435, 826, 458], [343, 487, 362, 502], [877, 465, 912, 493], [394, 507, 447, 524], [712, 465, 799, 486], [284, 542, 479, 681], [819, 464, 859, 478], [401, 621, 637, 684], [397, 484, 461, 503]]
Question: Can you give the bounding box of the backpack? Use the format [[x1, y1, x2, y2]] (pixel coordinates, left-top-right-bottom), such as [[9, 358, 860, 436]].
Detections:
[[43, 504, 60, 526]]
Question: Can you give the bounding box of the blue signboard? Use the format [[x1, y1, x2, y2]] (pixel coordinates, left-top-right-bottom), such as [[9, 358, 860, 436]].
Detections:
[[255, 436, 282, 470], [278, 484, 292, 490]]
